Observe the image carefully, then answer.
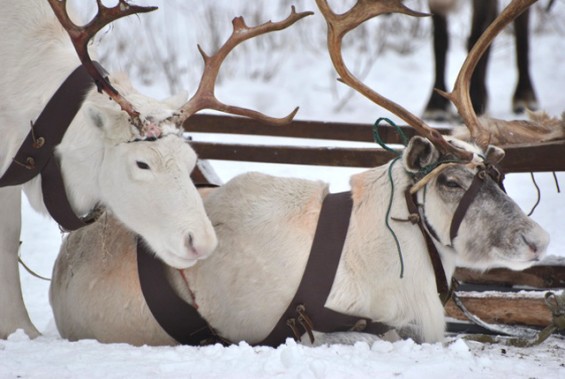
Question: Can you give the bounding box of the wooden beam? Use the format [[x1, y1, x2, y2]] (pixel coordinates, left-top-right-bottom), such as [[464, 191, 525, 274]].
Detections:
[[454, 259, 565, 289], [500, 141, 565, 172], [191, 141, 565, 172], [190, 142, 398, 167], [185, 114, 433, 143], [187, 114, 565, 172], [445, 293, 553, 327]]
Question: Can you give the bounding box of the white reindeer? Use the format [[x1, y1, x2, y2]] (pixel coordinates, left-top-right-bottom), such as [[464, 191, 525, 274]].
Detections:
[[49, 135, 549, 346], [0, 0, 309, 339], [48, 0, 551, 347]]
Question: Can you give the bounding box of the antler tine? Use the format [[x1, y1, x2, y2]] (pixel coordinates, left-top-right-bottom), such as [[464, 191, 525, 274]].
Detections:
[[315, 0, 473, 161], [174, 6, 312, 127], [436, 0, 537, 149], [47, 0, 157, 132]]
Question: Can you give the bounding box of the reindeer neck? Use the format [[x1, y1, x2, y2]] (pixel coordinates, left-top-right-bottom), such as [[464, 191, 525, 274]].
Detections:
[[326, 162, 444, 321], [55, 106, 106, 216]]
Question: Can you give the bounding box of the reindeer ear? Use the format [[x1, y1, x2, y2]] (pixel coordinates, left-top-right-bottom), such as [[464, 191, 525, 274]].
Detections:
[[162, 91, 189, 109], [403, 136, 440, 173], [485, 145, 505, 165], [84, 103, 133, 141]]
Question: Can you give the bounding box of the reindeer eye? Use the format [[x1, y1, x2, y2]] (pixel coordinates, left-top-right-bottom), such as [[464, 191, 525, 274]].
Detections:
[[445, 180, 461, 189], [136, 161, 151, 170], [438, 174, 461, 189]]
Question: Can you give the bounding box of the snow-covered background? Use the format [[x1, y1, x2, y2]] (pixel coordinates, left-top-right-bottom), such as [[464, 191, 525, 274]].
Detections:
[[2, 0, 564, 378]]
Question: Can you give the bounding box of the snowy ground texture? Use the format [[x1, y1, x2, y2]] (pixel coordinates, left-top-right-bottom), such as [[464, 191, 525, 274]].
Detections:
[[2, 0, 565, 378]]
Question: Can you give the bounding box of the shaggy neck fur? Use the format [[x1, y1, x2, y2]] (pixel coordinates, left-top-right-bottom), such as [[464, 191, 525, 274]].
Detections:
[[326, 161, 451, 343]]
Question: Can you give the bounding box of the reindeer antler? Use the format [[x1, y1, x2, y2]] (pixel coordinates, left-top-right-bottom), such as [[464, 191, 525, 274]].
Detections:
[[436, 0, 538, 149], [173, 6, 313, 127], [315, 0, 473, 161], [47, 0, 157, 133]]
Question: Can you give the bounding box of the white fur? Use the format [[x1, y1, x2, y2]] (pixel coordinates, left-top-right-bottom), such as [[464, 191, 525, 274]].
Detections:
[[49, 137, 549, 346], [0, 0, 216, 339]]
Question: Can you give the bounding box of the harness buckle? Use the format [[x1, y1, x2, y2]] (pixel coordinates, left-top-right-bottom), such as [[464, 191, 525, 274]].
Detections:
[[286, 318, 302, 341], [286, 304, 316, 344]]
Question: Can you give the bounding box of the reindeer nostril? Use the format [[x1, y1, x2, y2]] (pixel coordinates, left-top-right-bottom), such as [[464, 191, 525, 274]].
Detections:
[[521, 235, 537, 253], [186, 233, 195, 252]]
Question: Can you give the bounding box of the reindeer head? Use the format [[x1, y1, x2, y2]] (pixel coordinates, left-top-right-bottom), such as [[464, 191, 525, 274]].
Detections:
[[48, 0, 312, 267], [403, 136, 548, 271], [316, 0, 549, 270]]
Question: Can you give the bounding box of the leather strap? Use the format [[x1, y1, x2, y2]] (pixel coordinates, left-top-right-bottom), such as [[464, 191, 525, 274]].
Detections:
[[404, 188, 450, 302], [0, 65, 95, 187], [449, 172, 485, 244], [259, 191, 390, 347], [41, 156, 88, 231], [138, 191, 390, 347], [0, 63, 106, 231], [136, 237, 220, 345]]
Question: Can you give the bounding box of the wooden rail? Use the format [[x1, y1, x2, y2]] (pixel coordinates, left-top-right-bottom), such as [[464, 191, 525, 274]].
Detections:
[[186, 114, 565, 173], [448, 260, 565, 328]]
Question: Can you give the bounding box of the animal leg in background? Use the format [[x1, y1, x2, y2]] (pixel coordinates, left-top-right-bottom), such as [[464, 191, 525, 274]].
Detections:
[[424, 0, 538, 120], [512, 8, 538, 113]]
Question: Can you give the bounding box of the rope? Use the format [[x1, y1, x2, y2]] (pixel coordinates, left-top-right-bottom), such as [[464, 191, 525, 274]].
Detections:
[[372, 118, 407, 278], [527, 172, 541, 217], [552, 171, 561, 193], [527, 172, 561, 217], [372, 117, 408, 153], [17, 242, 51, 281], [385, 157, 404, 278]]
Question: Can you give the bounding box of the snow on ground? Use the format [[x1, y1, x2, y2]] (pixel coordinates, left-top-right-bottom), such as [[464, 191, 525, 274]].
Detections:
[[2, 1, 565, 378]]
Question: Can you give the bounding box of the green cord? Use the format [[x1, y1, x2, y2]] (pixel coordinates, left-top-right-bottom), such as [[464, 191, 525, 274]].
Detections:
[[372, 117, 468, 279], [372, 117, 409, 153], [372, 117, 407, 278], [385, 157, 404, 278]]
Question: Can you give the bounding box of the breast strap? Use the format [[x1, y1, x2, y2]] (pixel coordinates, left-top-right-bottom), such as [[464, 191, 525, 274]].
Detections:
[[136, 237, 220, 345]]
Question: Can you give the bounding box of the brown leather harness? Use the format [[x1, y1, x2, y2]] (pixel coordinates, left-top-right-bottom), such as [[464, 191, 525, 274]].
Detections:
[[403, 163, 505, 303], [137, 162, 504, 347], [138, 191, 390, 347], [0, 64, 104, 231]]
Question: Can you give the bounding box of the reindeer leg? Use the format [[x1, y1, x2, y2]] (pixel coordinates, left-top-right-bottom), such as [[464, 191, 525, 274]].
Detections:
[[512, 8, 539, 114], [467, 0, 497, 116], [0, 186, 40, 339], [423, 13, 454, 122]]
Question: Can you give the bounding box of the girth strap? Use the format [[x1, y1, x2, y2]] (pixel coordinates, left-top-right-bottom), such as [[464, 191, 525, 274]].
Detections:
[[259, 191, 390, 347], [136, 237, 219, 345]]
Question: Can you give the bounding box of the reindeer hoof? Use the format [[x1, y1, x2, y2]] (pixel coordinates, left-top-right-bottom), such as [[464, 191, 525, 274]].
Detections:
[[512, 98, 539, 114], [422, 108, 459, 123]]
